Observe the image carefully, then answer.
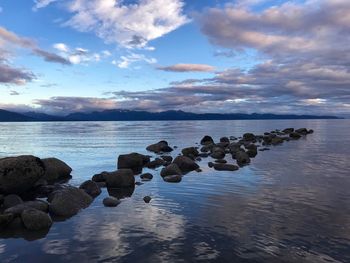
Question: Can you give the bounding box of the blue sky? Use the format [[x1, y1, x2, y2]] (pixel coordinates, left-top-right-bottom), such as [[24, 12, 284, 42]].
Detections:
[[0, 0, 349, 116]]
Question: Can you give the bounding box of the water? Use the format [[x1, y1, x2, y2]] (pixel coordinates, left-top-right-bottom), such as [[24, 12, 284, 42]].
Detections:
[[0, 120, 349, 262]]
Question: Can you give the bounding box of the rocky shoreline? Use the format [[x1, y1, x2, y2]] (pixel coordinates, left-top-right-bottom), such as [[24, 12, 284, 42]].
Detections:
[[0, 127, 313, 238]]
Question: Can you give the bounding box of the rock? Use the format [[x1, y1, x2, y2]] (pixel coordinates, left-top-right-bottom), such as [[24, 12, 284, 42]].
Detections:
[[79, 180, 101, 198], [143, 196, 151, 203], [181, 147, 199, 157], [200, 145, 213, 153], [229, 136, 237, 141], [102, 169, 135, 188], [282, 128, 294, 134], [215, 159, 227, 164], [42, 158, 72, 183], [220, 137, 230, 143], [210, 147, 226, 159], [5, 200, 49, 215], [173, 156, 200, 173], [135, 182, 143, 186], [213, 163, 239, 171], [0, 213, 14, 227], [3, 194, 23, 209], [271, 137, 284, 145], [198, 153, 209, 158], [0, 155, 45, 195], [289, 132, 301, 139], [200, 135, 214, 145], [21, 209, 52, 231], [49, 186, 93, 217], [140, 173, 153, 181], [307, 129, 314, 134], [295, 128, 308, 135], [208, 162, 214, 168], [161, 155, 173, 162], [146, 141, 173, 153], [160, 163, 182, 177], [196, 168, 202, 172], [117, 153, 150, 174], [259, 148, 270, 151], [163, 175, 182, 183], [96, 182, 107, 188], [107, 187, 134, 199], [145, 158, 166, 169], [235, 151, 251, 166], [243, 133, 256, 141], [92, 172, 107, 182], [103, 197, 121, 207], [246, 144, 258, 157]]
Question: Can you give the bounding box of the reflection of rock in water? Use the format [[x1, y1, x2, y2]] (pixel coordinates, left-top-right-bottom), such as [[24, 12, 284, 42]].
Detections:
[[0, 218, 49, 241], [107, 187, 135, 199]]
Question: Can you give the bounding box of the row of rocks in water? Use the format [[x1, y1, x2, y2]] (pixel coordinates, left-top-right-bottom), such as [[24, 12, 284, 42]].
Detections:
[[0, 127, 313, 235]]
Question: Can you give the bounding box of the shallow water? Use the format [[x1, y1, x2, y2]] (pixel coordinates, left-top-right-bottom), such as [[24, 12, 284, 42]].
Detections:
[[0, 120, 349, 262]]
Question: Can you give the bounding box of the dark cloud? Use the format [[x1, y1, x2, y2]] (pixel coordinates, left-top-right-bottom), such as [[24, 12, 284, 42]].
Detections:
[[0, 64, 36, 85], [32, 48, 71, 65], [10, 90, 20, 95]]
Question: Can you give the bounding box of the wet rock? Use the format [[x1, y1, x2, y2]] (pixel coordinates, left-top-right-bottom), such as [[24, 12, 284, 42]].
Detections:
[[196, 168, 202, 172], [42, 158, 72, 183], [92, 172, 107, 182], [259, 148, 270, 151], [181, 147, 199, 157], [163, 175, 182, 183], [135, 182, 143, 186], [173, 156, 200, 173], [103, 197, 121, 207], [271, 137, 284, 145], [160, 163, 182, 177], [117, 153, 150, 174], [228, 143, 242, 154], [196, 157, 202, 162], [213, 163, 239, 171], [107, 187, 134, 199], [200, 135, 214, 145], [161, 155, 173, 162], [96, 182, 107, 188], [198, 153, 209, 158], [295, 128, 308, 135], [229, 136, 237, 141], [79, 180, 101, 198], [245, 144, 258, 157], [143, 196, 151, 203], [208, 162, 214, 168], [243, 133, 256, 141], [145, 158, 166, 169], [103, 169, 135, 188], [200, 145, 213, 153], [0, 155, 45, 195], [220, 137, 230, 143], [289, 132, 301, 139], [307, 129, 314, 134], [5, 200, 49, 215], [282, 128, 294, 134], [21, 209, 52, 231], [235, 151, 251, 166], [49, 186, 93, 217], [210, 147, 226, 159], [215, 159, 227, 164], [146, 141, 173, 153], [3, 194, 23, 209], [0, 213, 14, 228], [140, 173, 153, 181]]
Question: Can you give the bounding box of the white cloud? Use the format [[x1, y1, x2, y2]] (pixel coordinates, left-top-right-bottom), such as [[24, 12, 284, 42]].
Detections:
[[115, 53, 157, 68], [33, 0, 57, 10], [62, 0, 189, 48], [157, 64, 215, 72], [53, 43, 70, 53]]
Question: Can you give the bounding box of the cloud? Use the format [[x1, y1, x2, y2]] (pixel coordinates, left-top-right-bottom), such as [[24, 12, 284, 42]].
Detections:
[[113, 53, 157, 69], [33, 0, 57, 10], [10, 90, 20, 96], [157, 64, 215, 72], [0, 64, 36, 85], [53, 43, 70, 53], [61, 0, 189, 48]]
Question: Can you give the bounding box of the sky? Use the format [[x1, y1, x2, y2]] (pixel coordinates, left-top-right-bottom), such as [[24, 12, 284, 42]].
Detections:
[[0, 0, 349, 116]]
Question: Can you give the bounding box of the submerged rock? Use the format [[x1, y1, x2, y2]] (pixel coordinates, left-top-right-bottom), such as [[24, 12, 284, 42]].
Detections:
[[117, 153, 150, 174], [42, 158, 72, 183], [146, 141, 173, 153], [79, 180, 101, 198], [140, 173, 153, 181], [103, 197, 121, 207], [21, 209, 52, 231], [49, 186, 93, 217], [163, 175, 182, 183], [0, 155, 45, 195], [173, 156, 200, 173]]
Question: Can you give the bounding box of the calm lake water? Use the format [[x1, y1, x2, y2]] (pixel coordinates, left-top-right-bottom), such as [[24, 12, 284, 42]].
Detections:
[[0, 120, 349, 262]]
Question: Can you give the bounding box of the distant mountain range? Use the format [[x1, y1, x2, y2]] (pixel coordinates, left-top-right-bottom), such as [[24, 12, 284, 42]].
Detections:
[[0, 109, 341, 122]]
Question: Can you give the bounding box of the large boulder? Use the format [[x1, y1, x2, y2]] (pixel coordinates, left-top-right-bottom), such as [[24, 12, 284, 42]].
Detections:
[[42, 158, 72, 183], [160, 163, 182, 177], [245, 144, 258, 158], [235, 151, 251, 166], [181, 147, 199, 158], [271, 137, 284, 145], [295, 128, 308, 135], [289, 132, 301, 139], [146, 141, 173, 153], [210, 147, 226, 159], [173, 156, 199, 173], [0, 155, 45, 194], [243, 133, 256, 141], [200, 135, 214, 145], [0, 213, 14, 228], [49, 186, 93, 217], [213, 163, 239, 171], [5, 200, 49, 215], [145, 158, 166, 169], [282, 128, 294, 134], [117, 153, 150, 174], [21, 209, 52, 231], [79, 180, 101, 198], [3, 194, 23, 209], [103, 169, 135, 188]]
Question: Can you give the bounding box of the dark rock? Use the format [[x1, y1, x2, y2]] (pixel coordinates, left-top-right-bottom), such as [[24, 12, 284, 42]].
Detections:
[[196, 168, 202, 172], [107, 187, 134, 199], [140, 173, 153, 181], [92, 172, 107, 182], [5, 200, 49, 215], [0, 213, 14, 228], [145, 158, 166, 169], [215, 159, 227, 164], [289, 132, 301, 139], [42, 158, 72, 183], [271, 137, 284, 145], [259, 148, 270, 151], [198, 153, 209, 158], [117, 153, 150, 174], [161, 155, 173, 162], [79, 180, 101, 198], [103, 197, 121, 207], [135, 182, 143, 186], [200, 135, 214, 145], [96, 182, 107, 188], [3, 194, 23, 209], [146, 141, 173, 153], [0, 155, 45, 195], [200, 145, 213, 153], [220, 137, 230, 143], [21, 209, 52, 231], [208, 162, 214, 168], [295, 128, 308, 135], [282, 128, 294, 134], [229, 136, 237, 140], [235, 151, 251, 166], [181, 147, 199, 157], [49, 186, 93, 217], [143, 196, 151, 203], [246, 144, 258, 157], [160, 163, 182, 177], [173, 156, 200, 173], [163, 175, 182, 183], [307, 129, 314, 134], [243, 133, 256, 141], [213, 163, 239, 171], [210, 147, 226, 159], [103, 169, 135, 188]]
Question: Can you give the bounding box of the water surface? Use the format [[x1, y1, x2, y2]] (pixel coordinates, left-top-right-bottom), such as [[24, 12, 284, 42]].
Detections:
[[0, 120, 349, 262]]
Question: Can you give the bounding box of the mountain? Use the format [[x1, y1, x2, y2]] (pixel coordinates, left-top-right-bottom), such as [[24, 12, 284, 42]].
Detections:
[[0, 109, 341, 122], [0, 109, 35, 122]]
